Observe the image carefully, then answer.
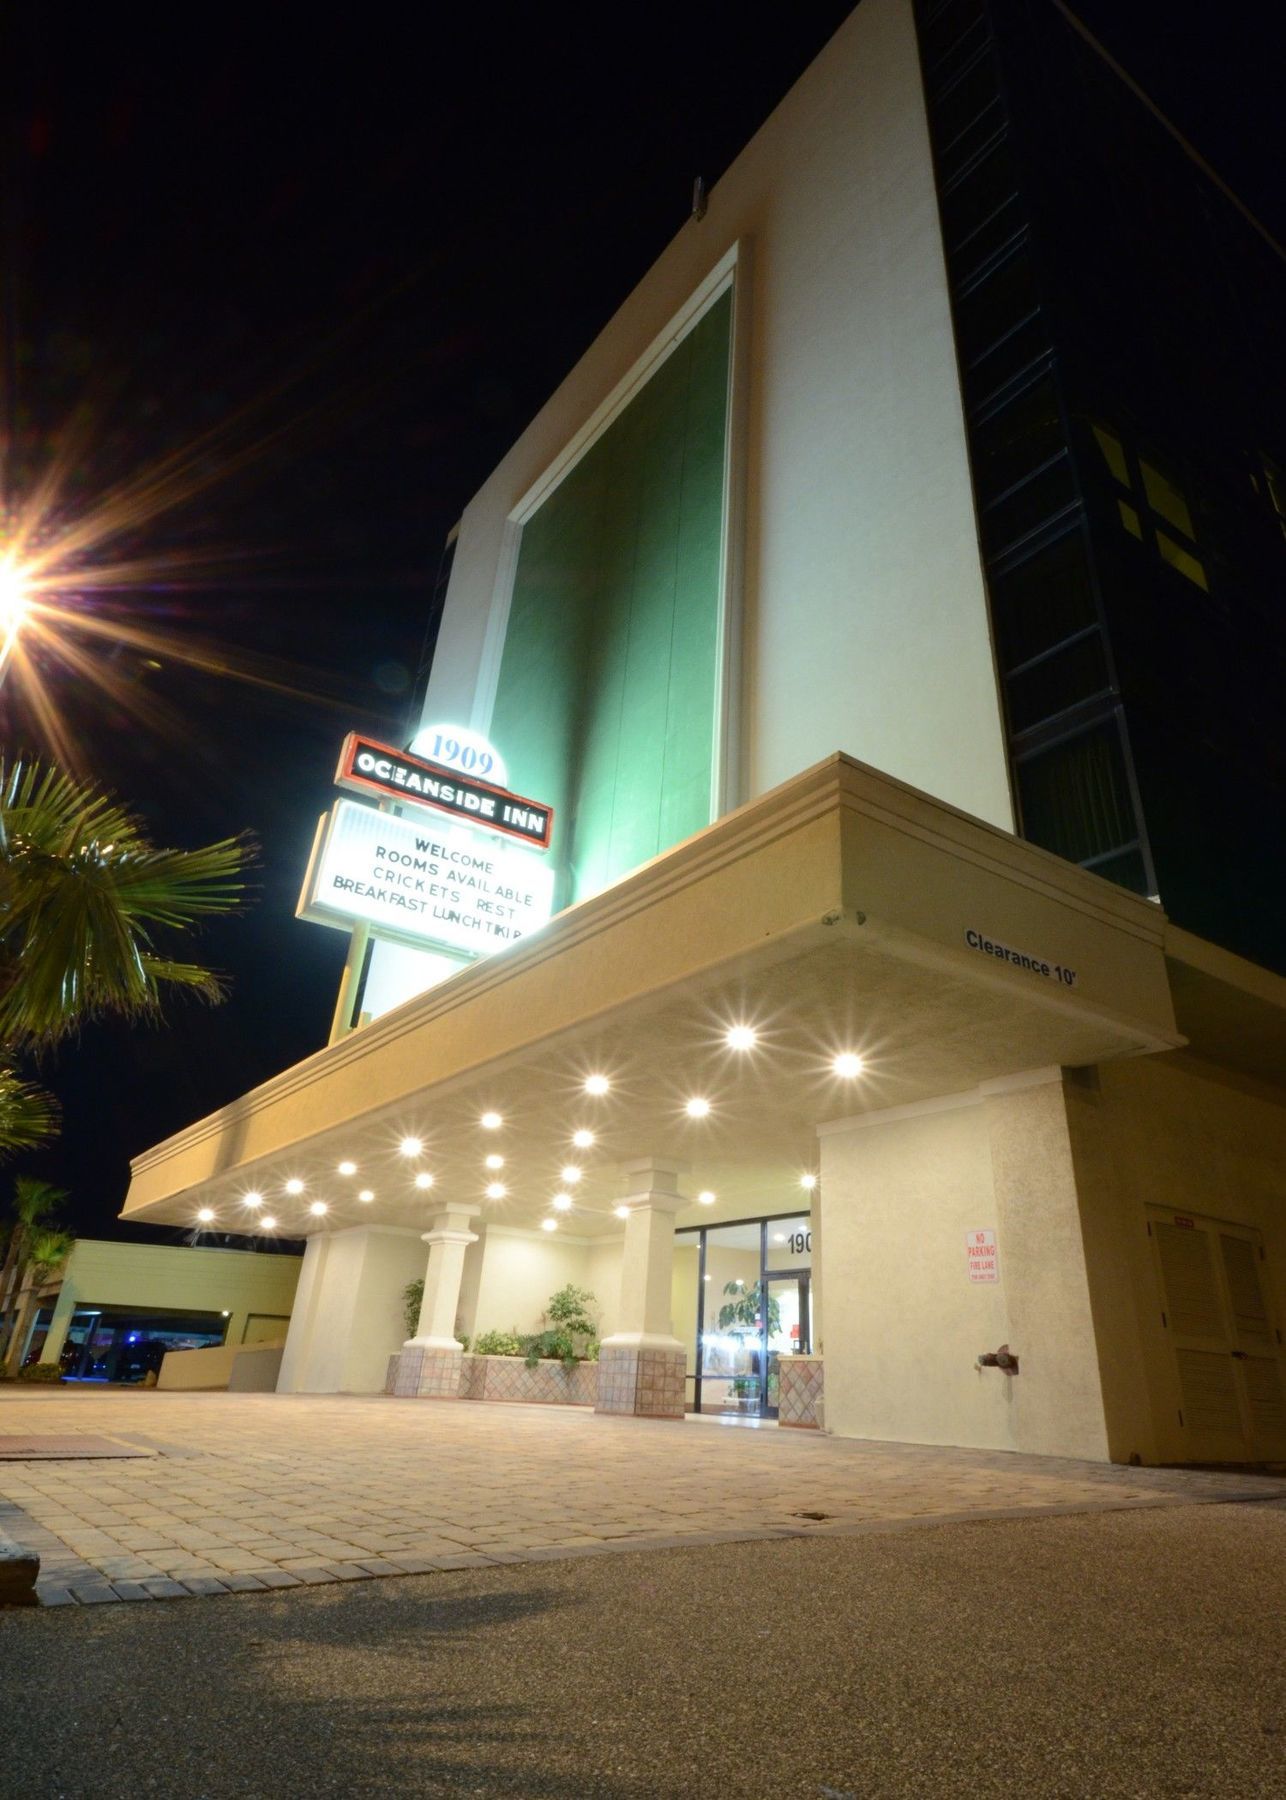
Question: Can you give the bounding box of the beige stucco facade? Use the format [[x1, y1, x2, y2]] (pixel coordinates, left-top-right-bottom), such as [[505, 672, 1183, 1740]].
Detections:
[[118, 1, 1286, 1462], [427, 0, 1011, 834], [119, 754, 1286, 1461]]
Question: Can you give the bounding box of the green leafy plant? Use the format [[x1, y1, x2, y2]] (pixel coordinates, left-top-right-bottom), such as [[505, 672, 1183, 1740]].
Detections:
[[522, 1284, 599, 1370], [400, 1279, 468, 1347], [15, 1361, 61, 1383], [474, 1328, 522, 1357], [402, 1278, 424, 1338], [716, 1280, 781, 1337]]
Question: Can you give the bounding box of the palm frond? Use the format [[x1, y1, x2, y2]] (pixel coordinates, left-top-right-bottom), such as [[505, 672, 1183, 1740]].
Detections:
[[0, 1070, 61, 1158], [9, 1176, 68, 1225], [23, 1225, 75, 1278], [0, 757, 254, 1046]]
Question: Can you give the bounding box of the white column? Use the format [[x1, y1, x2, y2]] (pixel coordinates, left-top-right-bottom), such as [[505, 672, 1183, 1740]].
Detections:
[[391, 1205, 479, 1400], [41, 1284, 79, 1370], [596, 1159, 687, 1418], [405, 1205, 479, 1350]]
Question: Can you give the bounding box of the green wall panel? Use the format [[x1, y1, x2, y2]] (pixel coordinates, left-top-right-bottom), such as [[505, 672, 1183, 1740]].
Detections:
[[491, 287, 731, 904]]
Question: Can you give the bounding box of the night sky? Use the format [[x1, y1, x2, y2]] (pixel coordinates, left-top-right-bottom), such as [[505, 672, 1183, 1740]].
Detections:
[[2, 2, 1282, 1241]]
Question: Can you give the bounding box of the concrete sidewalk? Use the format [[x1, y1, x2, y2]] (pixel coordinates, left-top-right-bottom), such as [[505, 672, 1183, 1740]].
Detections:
[[0, 1387, 1282, 1606]]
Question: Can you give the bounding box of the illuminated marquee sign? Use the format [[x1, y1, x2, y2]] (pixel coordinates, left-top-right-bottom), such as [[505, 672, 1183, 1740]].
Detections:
[[298, 799, 555, 958], [335, 732, 552, 850]]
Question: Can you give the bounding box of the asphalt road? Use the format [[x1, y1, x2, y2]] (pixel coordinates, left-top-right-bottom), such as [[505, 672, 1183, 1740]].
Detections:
[[2, 1500, 1283, 1799]]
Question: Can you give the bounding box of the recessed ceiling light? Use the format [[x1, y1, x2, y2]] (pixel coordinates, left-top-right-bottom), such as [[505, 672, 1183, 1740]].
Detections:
[[800, 1173, 818, 1191], [337, 1160, 357, 1176], [197, 1207, 215, 1224], [832, 1052, 864, 1079], [584, 1074, 610, 1096], [685, 1097, 711, 1119], [358, 1189, 375, 1203], [726, 1024, 757, 1051], [551, 1193, 573, 1212], [480, 1111, 503, 1131], [284, 1178, 304, 1195], [540, 1218, 558, 1232], [772, 1233, 786, 1243], [702, 1274, 711, 1282], [398, 1136, 423, 1159], [260, 1216, 277, 1230], [413, 1171, 434, 1190], [484, 1153, 505, 1170], [697, 1190, 716, 1205], [560, 1165, 582, 1184], [485, 1182, 507, 1200], [243, 1191, 263, 1208], [613, 1204, 630, 1220], [309, 1200, 327, 1217], [571, 1129, 595, 1149]]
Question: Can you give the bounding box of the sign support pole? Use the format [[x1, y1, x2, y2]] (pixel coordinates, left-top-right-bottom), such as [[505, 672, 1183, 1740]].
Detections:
[[328, 920, 370, 1047]]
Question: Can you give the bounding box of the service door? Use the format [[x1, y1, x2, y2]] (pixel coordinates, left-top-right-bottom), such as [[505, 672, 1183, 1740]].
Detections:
[[1148, 1209, 1286, 1462]]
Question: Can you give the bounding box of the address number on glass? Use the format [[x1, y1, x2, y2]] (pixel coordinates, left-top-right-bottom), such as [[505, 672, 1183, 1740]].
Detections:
[[786, 1231, 812, 1256]]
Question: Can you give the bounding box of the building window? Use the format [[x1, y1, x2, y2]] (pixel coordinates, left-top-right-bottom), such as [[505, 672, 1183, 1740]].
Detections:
[[1015, 713, 1147, 890], [1092, 425, 1208, 590], [490, 287, 732, 906]]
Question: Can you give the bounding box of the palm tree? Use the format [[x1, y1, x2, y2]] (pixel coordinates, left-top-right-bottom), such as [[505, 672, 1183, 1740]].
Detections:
[[0, 758, 250, 1048], [0, 1176, 67, 1360], [0, 758, 250, 1157], [2, 1223, 75, 1375]]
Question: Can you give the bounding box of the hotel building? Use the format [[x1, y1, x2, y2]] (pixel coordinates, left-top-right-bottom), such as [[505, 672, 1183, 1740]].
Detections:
[[122, 0, 1286, 1464]]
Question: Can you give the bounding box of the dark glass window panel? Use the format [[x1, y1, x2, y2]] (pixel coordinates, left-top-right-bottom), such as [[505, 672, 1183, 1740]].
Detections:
[[990, 529, 1097, 669], [941, 137, 1022, 257], [934, 48, 1003, 151], [1017, 720, 1138, 865], [918, 0, 988, 78], [972, 373, 1065, 506], [1005, 632, 1110, 733], [962, 311, 1053, 408], [953, 248, 1038, 366], [946, 205, 1027, 287], [980, 455, 1078, 557], [1083, 847, 1149, 894], [937, 106, 1009, 185]]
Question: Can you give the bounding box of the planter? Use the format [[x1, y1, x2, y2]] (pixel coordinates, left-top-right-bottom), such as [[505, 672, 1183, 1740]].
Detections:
[[777, 1354, 824, 1429], [384, 1350, 600, 1405], [460, 1352, 598, 1406]]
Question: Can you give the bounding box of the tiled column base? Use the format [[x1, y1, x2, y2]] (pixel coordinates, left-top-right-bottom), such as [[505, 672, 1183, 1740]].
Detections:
[[778, 1355, 824, 1428], [594, 1344, 685, 1419], [384, 1354, 402, 1395], [392, 1346, 463, 1399]]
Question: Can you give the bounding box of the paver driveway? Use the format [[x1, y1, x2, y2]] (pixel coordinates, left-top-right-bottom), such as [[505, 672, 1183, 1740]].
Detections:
[[1, 1387, 1282, 1606]]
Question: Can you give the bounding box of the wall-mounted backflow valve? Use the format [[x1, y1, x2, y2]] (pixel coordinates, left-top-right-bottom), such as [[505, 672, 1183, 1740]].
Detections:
[[977, 1344, 1019, 1373]]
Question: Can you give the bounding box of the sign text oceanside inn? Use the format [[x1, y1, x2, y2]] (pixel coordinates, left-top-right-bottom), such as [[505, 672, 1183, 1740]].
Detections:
[[297, 730, 555, 963]]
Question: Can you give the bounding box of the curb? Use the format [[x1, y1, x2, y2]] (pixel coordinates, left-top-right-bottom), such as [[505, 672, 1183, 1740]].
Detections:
[[0, 1528, 40, 1607]]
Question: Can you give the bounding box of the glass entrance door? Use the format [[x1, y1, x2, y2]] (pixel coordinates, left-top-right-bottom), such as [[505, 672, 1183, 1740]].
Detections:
[[764, 1275, 811, 1419], [680, 1212, 813, 1418]]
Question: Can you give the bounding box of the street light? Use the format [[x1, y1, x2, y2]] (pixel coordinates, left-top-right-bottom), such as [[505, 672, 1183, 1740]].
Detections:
[[0, 560, 31, 681]]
